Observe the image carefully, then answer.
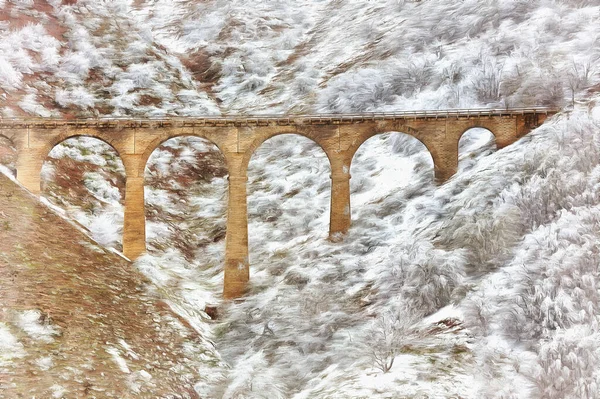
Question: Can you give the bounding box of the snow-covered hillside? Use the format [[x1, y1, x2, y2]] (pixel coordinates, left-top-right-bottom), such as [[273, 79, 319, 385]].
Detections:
[[1, 0, 599, 116], [3, 0, 600, 398], [114, 0, 600, 113]]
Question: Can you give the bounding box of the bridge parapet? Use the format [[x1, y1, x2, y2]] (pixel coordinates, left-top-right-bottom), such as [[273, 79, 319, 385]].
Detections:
[[0, 107, 557, 129]]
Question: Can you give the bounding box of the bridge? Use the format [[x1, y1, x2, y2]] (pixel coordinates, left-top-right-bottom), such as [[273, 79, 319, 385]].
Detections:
[[0, 107, 557, 298]]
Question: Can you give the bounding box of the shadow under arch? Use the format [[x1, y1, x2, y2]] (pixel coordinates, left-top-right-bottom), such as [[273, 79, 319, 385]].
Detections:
[[458, 127, 497, 171], [41, 136, 127, 250], [143, 135, 229, 260], [349, 131, 435, 219]]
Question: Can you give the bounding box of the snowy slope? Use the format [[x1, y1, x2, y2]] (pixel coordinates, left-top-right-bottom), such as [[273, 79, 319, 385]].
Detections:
[[142, 0, 600, 113], [2, 1, 598, 117], [0, 0, 218, 117]]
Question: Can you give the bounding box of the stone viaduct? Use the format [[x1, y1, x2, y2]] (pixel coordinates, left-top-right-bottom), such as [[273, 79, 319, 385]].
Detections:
[[0, 108, 556, 298]]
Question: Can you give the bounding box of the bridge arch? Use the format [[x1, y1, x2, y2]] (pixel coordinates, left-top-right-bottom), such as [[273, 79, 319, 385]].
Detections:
[[458, 126, 497, 144], [46, 133, 125, 159], [0, 133, 17, 175], [240, 131, 334, 177], [143, 136, 229, 261], [458, 127, 497, 171], [349, 132, 434, 220], [41, 136, 127, 251], [0, 132, 15, 144], [245, 133, 331, 278], [346, 125, 425, 162], [46, 131, 130, 169], [140, 133, 231, 179], [347, 127, 440, 182]]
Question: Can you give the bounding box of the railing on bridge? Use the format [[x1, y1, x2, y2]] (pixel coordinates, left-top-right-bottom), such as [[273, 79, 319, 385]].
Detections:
[[0, 107, 558, 128]]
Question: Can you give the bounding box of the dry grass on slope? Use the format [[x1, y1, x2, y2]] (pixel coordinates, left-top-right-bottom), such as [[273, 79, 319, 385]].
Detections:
[[0, 172, 215, 398]]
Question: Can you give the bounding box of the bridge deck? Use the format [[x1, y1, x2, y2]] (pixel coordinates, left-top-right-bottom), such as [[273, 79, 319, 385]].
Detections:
[[0, 107, 558, 128]]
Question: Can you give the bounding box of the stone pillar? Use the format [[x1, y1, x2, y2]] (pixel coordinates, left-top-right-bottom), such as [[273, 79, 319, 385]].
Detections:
[[424, 124, 460, 184], [434, 158, 458, 183], [123, 176, 146, 260], [224, 174, 249, 299], [329, 162, 351, 240], [516, 113, 549, 139], [429, 141, 458, 184], [15, 148, 44, 194]]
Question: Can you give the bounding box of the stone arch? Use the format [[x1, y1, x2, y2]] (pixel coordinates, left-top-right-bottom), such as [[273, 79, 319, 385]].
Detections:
[[240, 131, 334, 177], [457, 126, 497, 171], [48, 132, 124, 159], [245, 132, 332, 260], [349, 131, 435, 217], [347, 128, 435, 176], [452, 119, 516, 150], [143, 135, 229, 259], [458, 126, 497, 150], [44, 132, 130, 176], [346, 125, 424, 162], [0, 131, 21, 150], [0, 132, 14, 143], [42, 135, 128, 251], [140, 133, 231, 178], [458, 125, 496, 142], [43, 135, 127, 182]]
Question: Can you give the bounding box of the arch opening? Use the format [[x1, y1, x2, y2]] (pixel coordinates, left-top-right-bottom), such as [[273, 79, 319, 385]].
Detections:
[[458, 128, 496, 173], [41, 136, 126, 251], [144, 136, 229, 273], [350, 132, 434, 221], [247, 134, 331, 281], [0, 135, 17, 176], [241, 132, 333, 177]]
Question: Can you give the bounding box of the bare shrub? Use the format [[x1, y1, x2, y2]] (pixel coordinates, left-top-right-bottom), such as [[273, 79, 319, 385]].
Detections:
[[362, 312, 420, 373], [530, 328, 600, 399]]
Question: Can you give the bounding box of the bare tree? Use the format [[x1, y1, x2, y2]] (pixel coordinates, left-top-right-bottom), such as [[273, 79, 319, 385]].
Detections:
[[567, 59, 593, 106]]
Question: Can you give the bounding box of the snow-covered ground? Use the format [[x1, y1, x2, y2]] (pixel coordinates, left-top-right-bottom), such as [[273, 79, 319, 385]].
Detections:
[[2, 0, 600, 398]]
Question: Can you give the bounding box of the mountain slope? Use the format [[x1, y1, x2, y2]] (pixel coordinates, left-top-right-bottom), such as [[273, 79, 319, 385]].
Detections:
[[0, 170, 225, 398]]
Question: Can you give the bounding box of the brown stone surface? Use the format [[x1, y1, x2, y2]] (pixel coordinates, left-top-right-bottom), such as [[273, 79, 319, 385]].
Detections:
[[2, 109, 557, 298], [0, 173, 212, 398]]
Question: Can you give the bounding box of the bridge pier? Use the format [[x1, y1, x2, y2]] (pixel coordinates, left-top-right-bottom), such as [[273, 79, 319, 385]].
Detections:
[[428, 132, 459, 184], [15, 148, 43, 194], [123, 176, 146, 260], [329, 162, 351, 240], [433, 154, 458, 183], [224, 173, 250, 299]]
